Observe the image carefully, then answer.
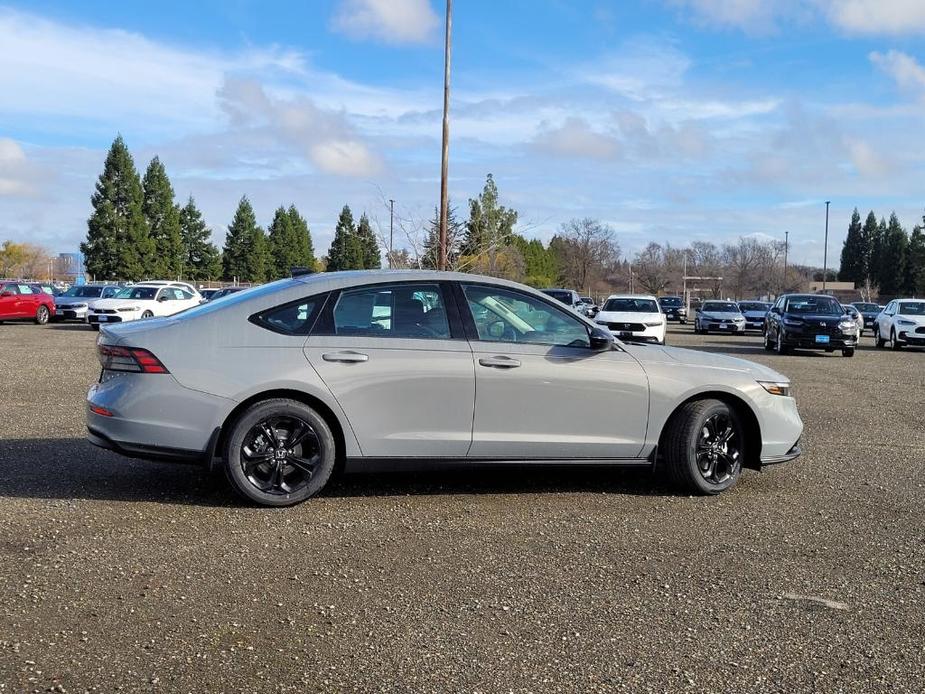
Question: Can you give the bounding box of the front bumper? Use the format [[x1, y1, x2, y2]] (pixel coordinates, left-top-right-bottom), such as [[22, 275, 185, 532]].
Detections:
[[55, 305, 89, 321], [761, 441, 802, 465], [663, 310, 687, 322], [899, 330, 925, 346], [602, 324, 666, 343], [781, 331, 857, 349], [88, 311, 139, 325], [701, 322, 745, 333], [744, 318, 766, 330]]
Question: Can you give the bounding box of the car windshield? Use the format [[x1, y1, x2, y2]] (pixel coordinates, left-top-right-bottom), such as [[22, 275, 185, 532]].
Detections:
[[603, 298, 658, 312], [853, 303, 879, 312], [580, 297, 593, 303], [659, 297, 681, 306], [115, 287, 157, 300], [785, 297, 843, 315], [898, 301, 925, 315], [702, 302, 739, 313], [63, 286, 103, 298], [542, 290, 572, 305], [738, 302, 769, 311]]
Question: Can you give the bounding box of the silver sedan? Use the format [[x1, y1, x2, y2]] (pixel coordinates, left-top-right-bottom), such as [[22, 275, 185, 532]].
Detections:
[[87, 271, 803, 506]]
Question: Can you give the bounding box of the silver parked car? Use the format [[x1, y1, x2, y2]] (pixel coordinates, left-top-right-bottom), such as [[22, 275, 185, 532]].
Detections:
[[87, 271, 803, 506]]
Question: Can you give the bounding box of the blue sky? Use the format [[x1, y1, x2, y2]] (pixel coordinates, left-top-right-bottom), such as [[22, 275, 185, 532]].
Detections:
[[2, 0, 925, 267]]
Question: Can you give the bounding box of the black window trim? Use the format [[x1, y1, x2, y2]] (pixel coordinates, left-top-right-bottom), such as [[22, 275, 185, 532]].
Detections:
[[310, 280, 465, 340], [249, 291, 330, 336], [455, 280, 594, 349]]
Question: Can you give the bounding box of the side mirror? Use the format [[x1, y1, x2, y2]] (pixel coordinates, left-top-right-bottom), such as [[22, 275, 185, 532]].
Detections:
[[157, 295, 169, 302], [771, 307, 781, 315], [694, 308, 701, 314], [589, 326, 613, 351]]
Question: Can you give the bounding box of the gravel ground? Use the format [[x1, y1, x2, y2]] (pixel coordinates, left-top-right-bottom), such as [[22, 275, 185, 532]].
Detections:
[[1, 321, 924, 693]]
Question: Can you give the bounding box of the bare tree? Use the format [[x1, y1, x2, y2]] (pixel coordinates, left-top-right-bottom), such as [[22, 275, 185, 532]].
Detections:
[[633, 242, 672, 295], [554, 218, 620, 291]]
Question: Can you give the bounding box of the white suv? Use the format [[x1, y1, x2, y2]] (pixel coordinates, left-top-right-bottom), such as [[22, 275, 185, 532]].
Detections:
[[874, 299, 925, 349], [88, 282, 202, 329]]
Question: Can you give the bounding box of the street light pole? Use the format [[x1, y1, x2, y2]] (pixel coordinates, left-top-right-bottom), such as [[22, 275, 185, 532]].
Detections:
[[438, 0, 452, 271], [783, 230, 789, 291], [823, 201, 830, 293], [389, 198, 394, 269]]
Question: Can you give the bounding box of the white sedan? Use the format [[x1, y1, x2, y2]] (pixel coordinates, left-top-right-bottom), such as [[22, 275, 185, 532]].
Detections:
[[594, 294, 666, 344], [874, 299, 925, 349], [88, 282, 202, 329]]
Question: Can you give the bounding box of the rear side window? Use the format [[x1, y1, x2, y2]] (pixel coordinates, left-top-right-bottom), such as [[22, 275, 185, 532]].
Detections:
[[252, 296, 324, 336], [18, 285, 33, 294], [331, 284, 450, 339]]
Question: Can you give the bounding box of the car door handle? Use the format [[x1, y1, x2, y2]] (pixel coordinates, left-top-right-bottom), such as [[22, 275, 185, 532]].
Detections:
[[478, 356, 521, 369], [322, 351, 369, 363]]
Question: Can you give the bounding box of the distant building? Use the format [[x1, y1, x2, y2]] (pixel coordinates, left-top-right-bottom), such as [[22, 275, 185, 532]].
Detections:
[[807, 281, 856, 301], [55, 252, 85, 284]]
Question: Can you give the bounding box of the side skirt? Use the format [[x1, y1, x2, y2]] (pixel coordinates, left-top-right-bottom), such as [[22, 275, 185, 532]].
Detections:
[[344, 457, 653, 473]]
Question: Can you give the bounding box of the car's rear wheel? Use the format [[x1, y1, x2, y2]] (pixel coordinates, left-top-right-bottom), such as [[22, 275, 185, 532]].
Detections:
[[35, 305, 49, 325], [663, 399, 744, 495], [224, 399, 336, 507]]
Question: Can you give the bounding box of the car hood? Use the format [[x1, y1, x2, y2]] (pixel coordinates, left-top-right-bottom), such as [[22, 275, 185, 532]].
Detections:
[[91, 298, 148, 309], [700, 311, 743, 320], [783, 312, 848, 323], [623, 343, 787, 381], [55, 296, 96, 305], [596, 311, 662, 323], [741, 310, 768, 317]]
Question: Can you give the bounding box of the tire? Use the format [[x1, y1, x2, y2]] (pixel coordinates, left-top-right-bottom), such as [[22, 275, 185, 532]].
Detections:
[[775, 329, 790, 355], [875, 326, 885, 349], [35, 305, 50, 325], [890, 328, 903, 351], [224, 398, 337, 507], [141, 310, 154, 319], [842, 348, 855, 357], [763, 330, 774, 351], [663, 398, 744, 495], [90, 324, 100, 331]]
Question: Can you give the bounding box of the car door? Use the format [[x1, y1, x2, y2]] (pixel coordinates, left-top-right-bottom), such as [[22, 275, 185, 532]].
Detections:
[[303, 281, 474, 458], [16, 284, 37, 318], [879, 301, 895, 336], [0, 283, 20, 318], [459, 283, 649, 460]]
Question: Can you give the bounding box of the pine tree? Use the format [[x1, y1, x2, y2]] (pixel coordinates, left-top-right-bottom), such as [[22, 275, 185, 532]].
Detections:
[[423, 204, 463, 270], [861, 211, 881, 290], [905, 224, 925, 296], [81, 135, 153, 281], [461, 174, 518, 275], [287, 205, 315, 271], [877, 212, 908, 297], [326, 205, 363, 271], [267, 206, 297, 280], [179, 196, 221, 280], [141, 157, 183, 278], [839, 208, 866, 285], [222, 196, 268, 282], [356, 213, 381, 269]]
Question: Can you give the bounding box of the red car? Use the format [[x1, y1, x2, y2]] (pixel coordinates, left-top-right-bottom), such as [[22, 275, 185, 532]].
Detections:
[[0, 282, 55, 324]]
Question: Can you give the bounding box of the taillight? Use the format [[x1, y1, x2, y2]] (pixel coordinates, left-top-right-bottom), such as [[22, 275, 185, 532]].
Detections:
[[98, 345, 169, 374]]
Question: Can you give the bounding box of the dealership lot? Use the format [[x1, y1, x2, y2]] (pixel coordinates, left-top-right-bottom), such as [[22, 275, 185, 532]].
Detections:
[[1, 323, 924, 692]]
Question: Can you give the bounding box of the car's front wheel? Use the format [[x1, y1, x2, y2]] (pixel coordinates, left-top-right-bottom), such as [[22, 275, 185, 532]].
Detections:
[[842, 347, 855, 357], [775, 329, 790, 355], [224, 398, 336, 507], [663, 399, 743, 495], [35, 305, 50, 325], [874, 326, 885, 348], [890, 328, 903, 351], [141, 310, 154, 319]]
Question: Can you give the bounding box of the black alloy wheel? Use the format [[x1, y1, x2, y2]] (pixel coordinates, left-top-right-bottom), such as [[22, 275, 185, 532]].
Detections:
[[224, 398, 336, 506], [35, 305, 50, 325], [663, 398, 744, 495]]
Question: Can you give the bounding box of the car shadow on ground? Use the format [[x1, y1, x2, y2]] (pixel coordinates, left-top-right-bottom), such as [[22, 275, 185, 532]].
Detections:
[[46, 323, 95, 331], [0, 438, 674, 506]]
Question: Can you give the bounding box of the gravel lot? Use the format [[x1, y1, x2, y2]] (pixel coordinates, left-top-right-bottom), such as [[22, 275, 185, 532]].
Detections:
[[1, 321, 924, 693]]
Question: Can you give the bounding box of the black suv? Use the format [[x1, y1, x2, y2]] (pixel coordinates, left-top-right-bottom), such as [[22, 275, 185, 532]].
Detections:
[[764, 294, 859, 357], [657, 296, 687, 324]]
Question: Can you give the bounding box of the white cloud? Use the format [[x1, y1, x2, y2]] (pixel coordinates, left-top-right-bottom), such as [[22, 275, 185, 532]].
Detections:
[[0, 138, 37, 196], [870, 50, 925, 94], [668, 0, 803, 32], [217, 78, 383, 177], [330, 0, 439, 44], [847, 139, 891, 177], [583, 40, 691, 100], [530, 117, 621, 160], [822, 0, 925, 34]]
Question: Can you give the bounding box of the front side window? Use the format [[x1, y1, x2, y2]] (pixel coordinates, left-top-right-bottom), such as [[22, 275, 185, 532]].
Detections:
[[1, 284, 18, 295], [332, 284, 450, 339], [463, 285, 590, 348]]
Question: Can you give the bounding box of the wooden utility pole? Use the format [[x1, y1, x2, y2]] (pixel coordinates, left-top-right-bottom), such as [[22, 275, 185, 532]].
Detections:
[[438, 0, 452, 271]]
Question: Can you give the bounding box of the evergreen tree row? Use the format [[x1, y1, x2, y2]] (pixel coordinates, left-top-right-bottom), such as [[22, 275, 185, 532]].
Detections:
[[325, 205, 381, 271], [839, 208, 925, 298], [82, 136, 317, 284]]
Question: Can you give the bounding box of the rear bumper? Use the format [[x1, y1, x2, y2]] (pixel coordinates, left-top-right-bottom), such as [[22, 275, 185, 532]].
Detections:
[[87, 426, 216, 464]]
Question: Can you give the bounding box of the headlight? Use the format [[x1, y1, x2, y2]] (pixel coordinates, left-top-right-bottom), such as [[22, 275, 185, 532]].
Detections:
[[782, 318, 803, 327], [897, 319, 916, 326], [758, 381, 791, 397], [73, 303, 87, 309], [117, 306, 139, 312], [838, 319, 856, 329], [644, 320, 663, 327], [734, 317, 745, 322]]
